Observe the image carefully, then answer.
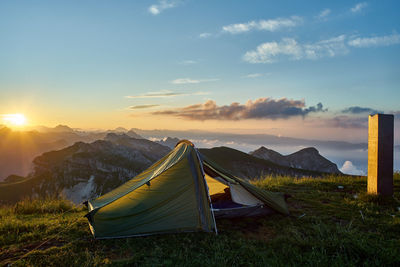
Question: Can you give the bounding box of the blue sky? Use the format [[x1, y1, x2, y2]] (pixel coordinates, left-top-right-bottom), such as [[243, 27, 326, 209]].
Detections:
[[0, 0, 399, 143]]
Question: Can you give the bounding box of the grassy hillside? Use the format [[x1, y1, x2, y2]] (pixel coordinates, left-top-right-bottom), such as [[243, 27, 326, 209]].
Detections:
[[1, 174, 399, 266]]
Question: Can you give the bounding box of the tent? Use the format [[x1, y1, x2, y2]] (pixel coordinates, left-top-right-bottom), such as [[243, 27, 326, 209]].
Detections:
[[85, 140, 289, 239]]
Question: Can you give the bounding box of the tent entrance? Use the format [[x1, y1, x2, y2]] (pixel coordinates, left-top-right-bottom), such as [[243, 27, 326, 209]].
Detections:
[[203, 170, 273, 218]]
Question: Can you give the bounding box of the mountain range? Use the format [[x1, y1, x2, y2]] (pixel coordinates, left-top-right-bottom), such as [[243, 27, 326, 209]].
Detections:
[[130, 128, 369, 151], [0, 125, 144, 181], [0, 133, 342, 204]]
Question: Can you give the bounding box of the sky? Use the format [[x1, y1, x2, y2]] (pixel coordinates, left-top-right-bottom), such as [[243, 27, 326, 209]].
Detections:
[[1, 0, 399, 144]]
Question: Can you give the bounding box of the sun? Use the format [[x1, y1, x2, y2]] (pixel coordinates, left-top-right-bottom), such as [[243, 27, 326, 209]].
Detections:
[[2, 113, 27, 127]]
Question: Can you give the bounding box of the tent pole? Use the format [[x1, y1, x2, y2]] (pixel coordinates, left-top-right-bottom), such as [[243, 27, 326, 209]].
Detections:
[[195, 149, 218, 235]]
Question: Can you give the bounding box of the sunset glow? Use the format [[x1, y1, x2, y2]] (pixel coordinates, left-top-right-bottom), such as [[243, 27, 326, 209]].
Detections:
[[2, 113, 27, 126]]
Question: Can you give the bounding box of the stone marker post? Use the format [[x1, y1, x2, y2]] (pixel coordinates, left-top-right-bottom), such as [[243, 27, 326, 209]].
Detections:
[[368, 114, 394, 196]]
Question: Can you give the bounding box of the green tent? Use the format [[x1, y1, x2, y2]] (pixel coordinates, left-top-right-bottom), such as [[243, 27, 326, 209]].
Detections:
[[85, 140, 289, 239]]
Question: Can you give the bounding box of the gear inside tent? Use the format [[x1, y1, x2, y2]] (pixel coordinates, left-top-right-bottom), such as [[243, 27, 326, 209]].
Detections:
[[85, 140, 289, 239]]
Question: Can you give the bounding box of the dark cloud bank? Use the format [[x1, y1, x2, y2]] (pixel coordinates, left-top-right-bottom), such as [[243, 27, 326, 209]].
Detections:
[[342, 106, 382, 115], [153, 98, 326, 120]]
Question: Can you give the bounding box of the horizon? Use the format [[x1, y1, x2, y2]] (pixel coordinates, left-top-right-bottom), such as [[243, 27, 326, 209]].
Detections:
[[0, 121, 384, 144], [1, 121, 399, 176]]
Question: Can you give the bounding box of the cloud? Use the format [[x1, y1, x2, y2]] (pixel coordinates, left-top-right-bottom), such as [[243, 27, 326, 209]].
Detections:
[[243, 35, 348, 63], [244, 33, 399, 64], [130, 104, 160, 109], [148, 0, 178, 15], [348, 33, 400, 48], [243, 38, 302, 63], [340, 161, 365, 175], [342, 106, 382, 114], [243, 73, 271, 78], [350, 2, 368, 13], [304, 35, 349, 59], [316, 8, 331, 20], [152, 97, 326, 120], [125, 90, 209, 99], [125, 91, 184, 99], [222, 16, 303, 34], [179, 60, 197, 65], [170, 78, 219, 84], [199, 32, 212, 38]]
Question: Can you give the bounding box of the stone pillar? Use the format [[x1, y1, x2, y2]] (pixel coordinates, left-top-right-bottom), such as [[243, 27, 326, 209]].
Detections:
[[368, 114, 394, 195]]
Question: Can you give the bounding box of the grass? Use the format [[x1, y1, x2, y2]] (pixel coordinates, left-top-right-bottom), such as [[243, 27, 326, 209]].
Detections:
[[1, 173, 399, 266]]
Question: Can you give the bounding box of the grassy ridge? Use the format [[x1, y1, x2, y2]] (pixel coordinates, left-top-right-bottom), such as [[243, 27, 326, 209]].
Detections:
[[1, 174, 399, 266]]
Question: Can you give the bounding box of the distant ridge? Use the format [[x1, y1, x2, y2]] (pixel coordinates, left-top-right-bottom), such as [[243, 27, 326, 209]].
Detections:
[[131, 128, 368, 151], [156, 137, 180, 149], [199, 146, 329, 179], [126, 130, 144, 139], [113, 127, 128, 132], [250, 146, 341, 174]]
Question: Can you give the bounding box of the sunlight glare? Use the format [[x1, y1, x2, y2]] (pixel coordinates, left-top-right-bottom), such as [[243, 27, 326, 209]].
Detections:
[[2, 113, 27, 126]]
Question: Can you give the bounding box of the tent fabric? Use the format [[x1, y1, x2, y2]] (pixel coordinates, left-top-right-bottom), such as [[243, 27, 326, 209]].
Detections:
[[230, 184, 263, 206], [204, 173, 228, 195], [86, 140, 289, 238], [86, 142, 215, 238]]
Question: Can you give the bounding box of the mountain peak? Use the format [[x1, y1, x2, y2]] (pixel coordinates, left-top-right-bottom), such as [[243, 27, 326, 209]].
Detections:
[[126, 130, 143, 139], [250, 146, 341, 174], [113, 127, 128, 132], [104, 132, 130, 142], [53, 125, 74, 132], [295, 147, 319, 154], [250, 146, 286, 165]]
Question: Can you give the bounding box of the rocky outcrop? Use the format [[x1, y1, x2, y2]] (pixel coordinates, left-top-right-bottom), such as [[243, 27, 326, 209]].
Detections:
[[156, 137, 180, 149], [0, 136, 171, 204], [104, 133, 170, 157], [250, 146, 341, 174], [126, 130, 144, 139]]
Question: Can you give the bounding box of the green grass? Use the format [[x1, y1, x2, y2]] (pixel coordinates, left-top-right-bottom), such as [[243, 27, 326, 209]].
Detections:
[[1, 174, 400, 266]]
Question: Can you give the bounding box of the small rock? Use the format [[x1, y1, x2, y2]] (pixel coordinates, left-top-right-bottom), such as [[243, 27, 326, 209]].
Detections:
[[353, 194, 358, 199], [338, 185, 344, 189]]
